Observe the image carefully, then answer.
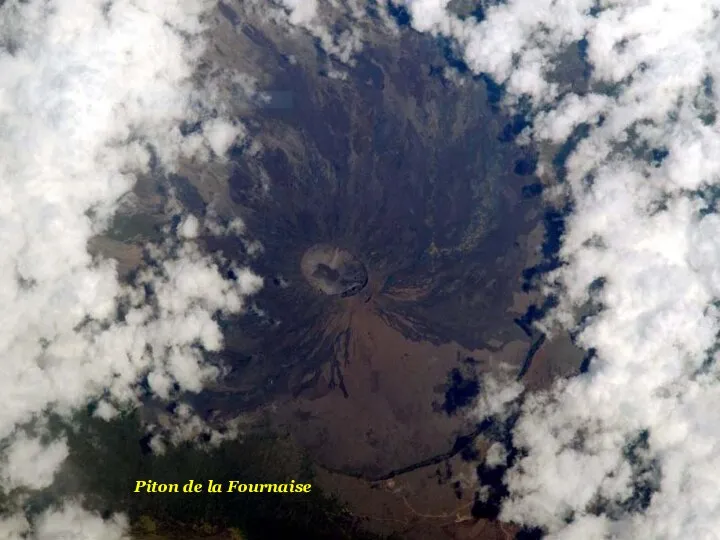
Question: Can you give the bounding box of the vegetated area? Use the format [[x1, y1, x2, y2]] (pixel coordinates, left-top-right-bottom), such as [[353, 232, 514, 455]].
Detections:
[[16, 410, 395, 540]]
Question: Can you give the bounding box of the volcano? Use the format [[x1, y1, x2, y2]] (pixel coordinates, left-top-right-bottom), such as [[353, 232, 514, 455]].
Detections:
[[102, 8, 585, 539]]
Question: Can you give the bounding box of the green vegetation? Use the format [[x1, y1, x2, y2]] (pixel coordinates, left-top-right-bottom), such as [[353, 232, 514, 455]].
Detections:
[[35, 411, 388, 540]]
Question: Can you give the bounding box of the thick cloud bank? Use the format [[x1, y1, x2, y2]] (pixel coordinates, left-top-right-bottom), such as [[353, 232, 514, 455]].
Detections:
[[0, 0, 259, 535], [394, 0, 720, 538]]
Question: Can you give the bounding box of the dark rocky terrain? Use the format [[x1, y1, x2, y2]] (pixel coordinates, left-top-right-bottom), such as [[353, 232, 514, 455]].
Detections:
[[191, 11, 548, 411]]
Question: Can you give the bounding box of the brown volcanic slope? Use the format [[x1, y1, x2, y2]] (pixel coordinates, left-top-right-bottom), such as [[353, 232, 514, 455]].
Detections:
[[274, 279, 458, 473], [268, 269, 529, 476], [91, 5, 587, 540]]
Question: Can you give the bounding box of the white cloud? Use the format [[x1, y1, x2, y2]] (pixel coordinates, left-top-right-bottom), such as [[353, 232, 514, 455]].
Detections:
[[392, 0, 720, 537], [203, 118, 245, 158], [0, 513, 30, 540], [280, 0, 320, 25], [244, 0, 365, 64], [473, 375, 523, 420], [2, 434, 69, 491], [485, 442, 508, 468], [0, 503, 128, 540], [0, 0, 261, 533], [93, 400, 119, 421], [178, 214, 201, 240], [146, 402, 244, 453], [32, 503, 128, 540]]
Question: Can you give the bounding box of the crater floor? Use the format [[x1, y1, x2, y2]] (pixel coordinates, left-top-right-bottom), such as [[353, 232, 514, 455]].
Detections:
[[301, 244, 368, 297]]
